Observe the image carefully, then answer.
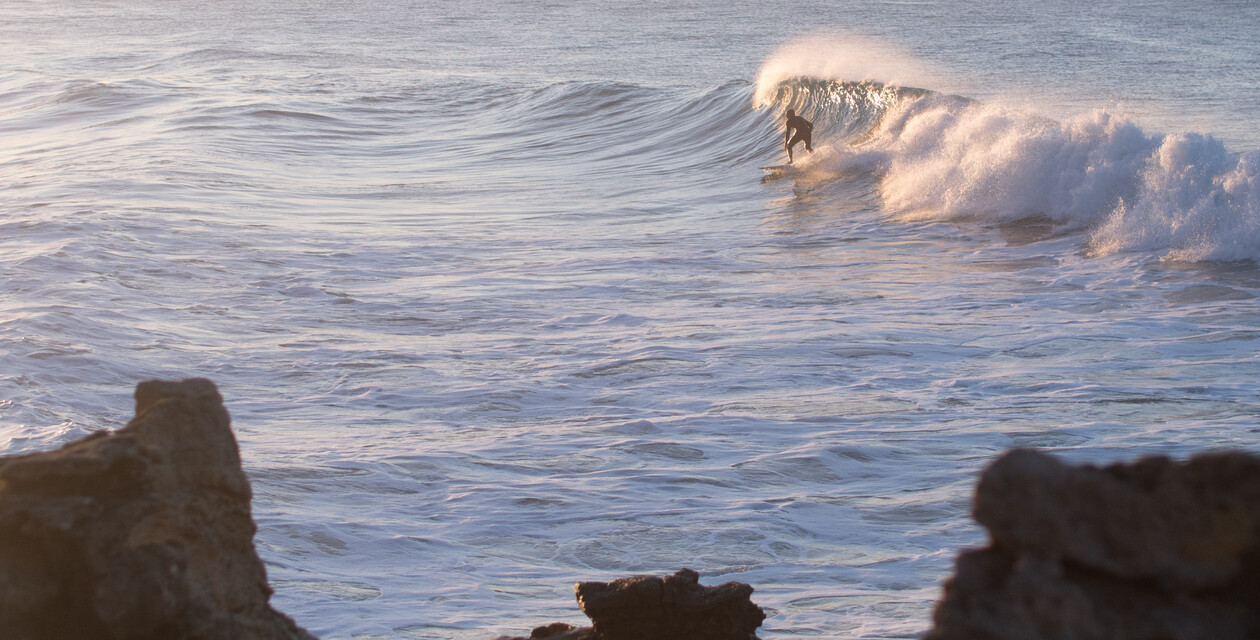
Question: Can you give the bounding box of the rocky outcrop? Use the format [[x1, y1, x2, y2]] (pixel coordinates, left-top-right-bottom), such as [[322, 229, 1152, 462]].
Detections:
[[497, 568, 765, 640], [926, 448, 1260, 640], [0, 378, 317, 640], [15, 379, 1257, 640]]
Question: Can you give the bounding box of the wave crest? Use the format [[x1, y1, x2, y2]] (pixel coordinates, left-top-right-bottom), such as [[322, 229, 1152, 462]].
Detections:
[[753, 34, 948, 107]]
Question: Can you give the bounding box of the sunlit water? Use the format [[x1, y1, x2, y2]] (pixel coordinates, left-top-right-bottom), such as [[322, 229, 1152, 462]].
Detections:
[[2, 1, 1259, 638]]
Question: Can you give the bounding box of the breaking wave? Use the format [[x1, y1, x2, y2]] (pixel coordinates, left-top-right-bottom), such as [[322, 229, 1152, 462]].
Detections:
[[754, 40, 1260, 262]]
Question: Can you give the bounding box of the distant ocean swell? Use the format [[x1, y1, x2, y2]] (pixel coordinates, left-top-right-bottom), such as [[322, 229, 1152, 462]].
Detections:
[[757, 75, 1260, 263]]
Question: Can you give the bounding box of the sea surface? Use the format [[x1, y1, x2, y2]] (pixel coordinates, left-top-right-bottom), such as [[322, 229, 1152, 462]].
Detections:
[[3, 1, 1260, 638]]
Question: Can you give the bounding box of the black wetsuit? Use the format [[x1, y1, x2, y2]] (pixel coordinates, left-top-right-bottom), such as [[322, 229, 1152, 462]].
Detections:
[[785, 114, 813, 160]]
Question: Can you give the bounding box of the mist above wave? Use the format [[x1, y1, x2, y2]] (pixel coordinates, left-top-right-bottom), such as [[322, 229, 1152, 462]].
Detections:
[[753, 34, 951, 109]]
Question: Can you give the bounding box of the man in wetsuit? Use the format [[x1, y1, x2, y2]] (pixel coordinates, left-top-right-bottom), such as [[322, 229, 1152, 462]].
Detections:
[[784, 109, 814, 164]]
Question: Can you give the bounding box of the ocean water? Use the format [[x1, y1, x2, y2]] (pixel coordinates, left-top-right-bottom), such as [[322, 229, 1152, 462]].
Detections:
[[2, 0, 1259, 638]]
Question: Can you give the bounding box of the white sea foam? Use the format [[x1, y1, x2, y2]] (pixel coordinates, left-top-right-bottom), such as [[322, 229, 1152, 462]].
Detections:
[[859, 97, 1260, 261], [1092, 135, 1260, 262]]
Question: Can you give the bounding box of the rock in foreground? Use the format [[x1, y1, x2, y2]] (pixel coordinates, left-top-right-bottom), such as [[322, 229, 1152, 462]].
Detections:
[[926, 448, 1260, 640], [498, 568, 765, 640], [0, 378, 317, 640]]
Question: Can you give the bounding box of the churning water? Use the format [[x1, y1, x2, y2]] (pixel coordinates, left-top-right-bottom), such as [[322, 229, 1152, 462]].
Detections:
[[2, 1, 1259, 638]]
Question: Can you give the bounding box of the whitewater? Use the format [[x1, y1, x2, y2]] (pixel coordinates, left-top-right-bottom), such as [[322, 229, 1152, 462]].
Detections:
[[2, 0, 1259, 638]]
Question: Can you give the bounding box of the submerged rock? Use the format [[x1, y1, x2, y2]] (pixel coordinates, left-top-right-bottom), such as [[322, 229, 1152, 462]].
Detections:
[[497, 568, 765, 640], [926, 448, 1260, 640], [0, 378, 317, 640]]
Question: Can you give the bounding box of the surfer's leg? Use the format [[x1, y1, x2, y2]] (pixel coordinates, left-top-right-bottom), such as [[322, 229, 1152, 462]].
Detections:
[[787, 132, 805, 162]]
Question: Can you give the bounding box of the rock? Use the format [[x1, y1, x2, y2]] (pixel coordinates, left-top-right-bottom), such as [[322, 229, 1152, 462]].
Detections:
[[496, 568, 765, 640], [527, 622, 593, 639], [579, 568, 765, 640], [0, 378, 318, 640], [926, 448, 1260, 640]]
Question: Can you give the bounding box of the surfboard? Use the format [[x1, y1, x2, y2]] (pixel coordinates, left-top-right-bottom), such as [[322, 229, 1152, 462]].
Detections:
[[761, 164, 796, 180]]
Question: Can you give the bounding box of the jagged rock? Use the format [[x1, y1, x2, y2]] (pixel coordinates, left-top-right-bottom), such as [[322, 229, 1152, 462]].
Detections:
[[926, 448, 1260, 640], [0, 378, 318, 640], [579, 568, 765, 640], [496, 568, 765, 640]]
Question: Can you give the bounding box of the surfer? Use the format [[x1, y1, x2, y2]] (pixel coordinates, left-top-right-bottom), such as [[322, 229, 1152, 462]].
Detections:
[[784, 109, 813, 164]]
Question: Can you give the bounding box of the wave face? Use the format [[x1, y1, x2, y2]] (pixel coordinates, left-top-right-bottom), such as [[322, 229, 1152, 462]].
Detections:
[[756, 78, 927, 145], [444, 79, 775, 171], [757, 73, 1260, 262]]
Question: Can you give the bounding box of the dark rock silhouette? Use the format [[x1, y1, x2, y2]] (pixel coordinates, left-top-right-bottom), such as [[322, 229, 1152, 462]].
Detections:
[[0, 378, 317, 640], [926, 448, 1260, 640], [496, 568, 765, 640]]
